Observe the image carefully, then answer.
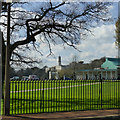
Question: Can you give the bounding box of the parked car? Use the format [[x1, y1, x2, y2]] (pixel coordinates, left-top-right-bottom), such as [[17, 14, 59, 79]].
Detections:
[[29, 75, 39, 80], [22, 76, 29, 81], [10, 76, 19, 81]]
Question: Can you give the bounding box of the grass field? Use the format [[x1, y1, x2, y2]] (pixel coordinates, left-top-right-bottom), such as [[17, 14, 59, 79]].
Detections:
[[1, 79, 120, 115]]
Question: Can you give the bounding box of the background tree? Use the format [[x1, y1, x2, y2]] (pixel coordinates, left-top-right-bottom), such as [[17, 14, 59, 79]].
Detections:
[[115, 18, 120, 47], [59, 68, 73, 79], [1, 2, 112, 82]]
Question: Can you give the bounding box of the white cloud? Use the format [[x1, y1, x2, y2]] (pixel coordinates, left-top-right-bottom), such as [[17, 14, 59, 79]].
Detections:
[[35, 24, 117, 67]]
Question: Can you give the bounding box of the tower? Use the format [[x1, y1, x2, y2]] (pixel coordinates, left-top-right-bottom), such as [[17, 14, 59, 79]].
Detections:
[[58, 56, 61, 66]]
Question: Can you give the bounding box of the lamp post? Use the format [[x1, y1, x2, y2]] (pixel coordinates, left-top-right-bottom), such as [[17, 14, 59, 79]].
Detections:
[[4, 3, 11, 115]]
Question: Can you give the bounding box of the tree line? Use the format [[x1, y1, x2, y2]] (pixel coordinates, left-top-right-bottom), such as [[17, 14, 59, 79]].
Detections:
[[10, 66, 48, 79], [10, 57, 105, 80]]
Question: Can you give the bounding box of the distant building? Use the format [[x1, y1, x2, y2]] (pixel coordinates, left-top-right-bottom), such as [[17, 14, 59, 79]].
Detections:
[[46, 57, 120, 80], [101, 58, 120, 69], [76, 58, 120, 80], [45, 56, 68, 79]]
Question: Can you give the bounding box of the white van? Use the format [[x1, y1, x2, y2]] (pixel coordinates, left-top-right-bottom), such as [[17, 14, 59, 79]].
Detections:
[[29, 75, 39, 80]]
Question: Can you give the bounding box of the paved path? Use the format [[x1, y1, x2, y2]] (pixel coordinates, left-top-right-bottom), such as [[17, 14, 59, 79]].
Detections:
[[11, 82, 99, 93], [1, 109, 120, 120]]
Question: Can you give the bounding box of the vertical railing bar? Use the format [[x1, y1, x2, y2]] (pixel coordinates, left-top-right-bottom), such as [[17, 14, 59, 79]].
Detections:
[[75, 80, 77, 111], [66, 80, 68, 111], [45, 80, 46, 112], [110, 79, 111, 108], [107, 79, 109, 109], [79, 80, 80, 110], [24, 80, 25, 114], [15, 80, 17, 114], [40, 80, 42, 113], [43, 80, 44, 113], [113, 79, 114, 108], [92, 79, 96, 108], [73, 79, 74, 111], [90, 79, 91, 110], [109, 79, 110, 108], [14, 81, 15, 114], [29, 80, 30, 114], [102, 79, 104, 110], [114, 79, 115, 108], [21, 80, 22, 114], [77, 80, 80, 110], [54, 80, 56, 112], [59, 80, 61, 112], [65, 80, 68, 111], [69, 80, 70, 111], [53, 80, 55, 112], [108, 79, 109, 108], [12, 81, 13, 115], [18, 80, 19, 114], [76, 80, 79, 110], [46, 80, 47, 112], [98, 79, 100, 110], [48, 80, 49, 113], [65, 80, 66, 111], [81, 79, 82, 110], [32, 80, 33, 113], [64, 80, 65, 111], [113, 79, 115, 108], [117, 79, 118, 108], [61, 80, 62, 112], [56, 80, 57, 112], [101, 77, 102, 109], [35, 80, 36, 113], [71, 81, 72, 110], [37, 80, 39, 113], [83, 79, 84, 110], [108, 78, 111, 109], [85, 79, 86, 110], [50, 80, 51, 112], [39, 80, 41, 113], [118, 78, 120, 109], [27, 80, 28, 114], [91, 79, 92, 110], [116, 79, 117, 108], [26, 80, 27, 114], [25, 81, 27, 114], [9, 81, 10, 115], [24, 80, 26, 114]]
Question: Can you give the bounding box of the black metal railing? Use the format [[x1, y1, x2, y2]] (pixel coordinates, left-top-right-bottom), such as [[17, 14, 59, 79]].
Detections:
[[1, 79, 120, 115]]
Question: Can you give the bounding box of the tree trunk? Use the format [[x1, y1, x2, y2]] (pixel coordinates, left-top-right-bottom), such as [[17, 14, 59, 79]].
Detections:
[[2, 35, 5, 99]]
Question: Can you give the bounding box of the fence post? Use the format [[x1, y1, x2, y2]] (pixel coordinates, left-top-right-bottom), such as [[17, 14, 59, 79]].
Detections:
[[100, 74, 102, 109]]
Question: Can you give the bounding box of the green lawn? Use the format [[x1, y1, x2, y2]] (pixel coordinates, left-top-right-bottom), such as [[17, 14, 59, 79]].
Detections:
[[1, 80, 120, 115]]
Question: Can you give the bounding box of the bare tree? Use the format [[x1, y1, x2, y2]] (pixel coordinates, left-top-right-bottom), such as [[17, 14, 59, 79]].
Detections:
[[115, 18, 120, 47], [1, 1, 112, 81]]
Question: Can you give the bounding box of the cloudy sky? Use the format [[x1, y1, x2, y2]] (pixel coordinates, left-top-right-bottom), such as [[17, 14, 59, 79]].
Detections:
[[33, 2, 118, 68], [1, 2, 119, 70], [38, 24, 118, 67]]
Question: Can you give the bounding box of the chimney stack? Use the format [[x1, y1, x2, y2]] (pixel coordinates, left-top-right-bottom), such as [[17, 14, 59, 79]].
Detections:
[[58, 56, 61, 66]]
